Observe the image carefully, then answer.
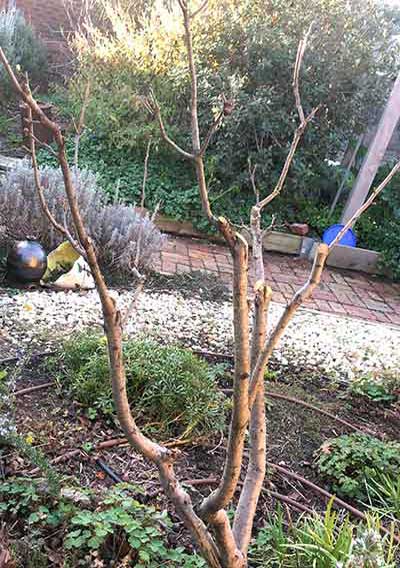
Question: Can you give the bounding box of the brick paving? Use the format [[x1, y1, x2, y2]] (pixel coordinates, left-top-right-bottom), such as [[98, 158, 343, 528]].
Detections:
[[153, 236, 400, 326]]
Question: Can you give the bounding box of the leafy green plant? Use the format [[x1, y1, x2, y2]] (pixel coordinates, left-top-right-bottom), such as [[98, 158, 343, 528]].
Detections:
[[65, 485, 206, 566], [289, 500, 354, 568], [52, 334, 227, 438], [248, 505, 293, 566], [365, 472, 400, 521], [0, 480, 206, 567], [249, 504, 398, 568], [0, 478, 69, 525], [349, 372, 400, 404], [0, 1, 47, 99], [316, 434, 400, 502]]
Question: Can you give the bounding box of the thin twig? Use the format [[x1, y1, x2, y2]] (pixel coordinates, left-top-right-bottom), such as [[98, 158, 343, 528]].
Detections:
[[73, 79, 91, 170], [140, 138, 152, 209], [329, 160, 400, 249], [293, 24, 314, 124], [144, 91, 194, 160], [191, 0, 209, 19], [200, 108, 224, 156], [22, 88, 85, 257]]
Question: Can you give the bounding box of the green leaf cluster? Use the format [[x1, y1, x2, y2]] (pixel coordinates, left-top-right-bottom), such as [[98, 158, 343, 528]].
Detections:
[[316, 434, 400, 502], [50, 334, 227, 438], [249, 502, 398, 567], [0, 479, 206, 567]]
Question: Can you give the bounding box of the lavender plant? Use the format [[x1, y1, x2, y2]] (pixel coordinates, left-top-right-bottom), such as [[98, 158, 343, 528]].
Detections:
[[0, 160, 165, 275]]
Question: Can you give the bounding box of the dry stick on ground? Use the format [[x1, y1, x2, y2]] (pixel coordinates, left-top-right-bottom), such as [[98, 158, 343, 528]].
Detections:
[[14, 382, 54, 396]]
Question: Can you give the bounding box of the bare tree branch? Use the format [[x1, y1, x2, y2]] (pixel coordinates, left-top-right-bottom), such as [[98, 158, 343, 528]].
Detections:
[[0, 46, 224, 568], [144, 91, 195, 160], [329, 159, 400, 249], [200, 108, 224, 156], [253, 24, 319, 214], [22, 85, 85, 257], [200, 222, 250, 523], [293, 23, 313, 124], [190, 0, 209, 19], [232, 283, 271, 553], [74, 79, 91, 170], [140, 138, 152, 209], [249, 243, 329, 410], [257, 105, 320, 211]]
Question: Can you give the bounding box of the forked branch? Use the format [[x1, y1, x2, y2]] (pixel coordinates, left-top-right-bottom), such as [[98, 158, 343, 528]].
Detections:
[[252, 24, 319, 214], [0, 45, 224, 568]]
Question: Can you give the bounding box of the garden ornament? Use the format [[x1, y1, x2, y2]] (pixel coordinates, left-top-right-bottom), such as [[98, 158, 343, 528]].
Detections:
[[7, 239, 47, 282], [42, 241, 80, 282], [53, 256, 95, 290]]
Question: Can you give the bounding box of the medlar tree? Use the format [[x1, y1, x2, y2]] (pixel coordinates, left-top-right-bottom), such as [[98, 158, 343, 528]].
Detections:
[[0, 1, 399, 566]]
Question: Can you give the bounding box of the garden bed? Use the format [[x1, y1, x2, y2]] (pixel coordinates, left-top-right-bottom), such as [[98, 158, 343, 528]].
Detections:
[[1, 345, 399, 566]]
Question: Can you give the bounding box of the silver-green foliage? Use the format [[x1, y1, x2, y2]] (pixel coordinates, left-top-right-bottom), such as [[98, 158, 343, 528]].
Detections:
[[0, 160, 164, 274]]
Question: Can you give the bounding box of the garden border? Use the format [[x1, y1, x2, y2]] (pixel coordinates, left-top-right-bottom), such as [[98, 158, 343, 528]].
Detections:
[[0, 154, 383, 276]]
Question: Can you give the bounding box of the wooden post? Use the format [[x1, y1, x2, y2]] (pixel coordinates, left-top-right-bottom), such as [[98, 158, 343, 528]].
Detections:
[[329, 133, 363, 216], [341, 71, 400, 224]]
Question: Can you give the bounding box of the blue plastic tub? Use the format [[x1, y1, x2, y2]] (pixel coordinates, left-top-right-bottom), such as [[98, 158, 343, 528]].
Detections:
[[322, 224, 357, 247]]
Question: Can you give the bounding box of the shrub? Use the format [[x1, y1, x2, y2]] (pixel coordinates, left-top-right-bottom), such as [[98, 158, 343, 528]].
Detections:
[[0, 160, 164, 275], [0, 1, 47, 99], [316, 434, 400, 502], [65, 0, 398, 203], [53, 334, 227, 438]]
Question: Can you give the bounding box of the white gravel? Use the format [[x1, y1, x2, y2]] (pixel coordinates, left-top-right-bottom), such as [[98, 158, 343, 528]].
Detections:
[[1, 288, 399, 382]]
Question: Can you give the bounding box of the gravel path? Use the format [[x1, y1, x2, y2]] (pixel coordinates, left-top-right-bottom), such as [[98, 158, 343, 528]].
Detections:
[[1, 288, 399, 381]]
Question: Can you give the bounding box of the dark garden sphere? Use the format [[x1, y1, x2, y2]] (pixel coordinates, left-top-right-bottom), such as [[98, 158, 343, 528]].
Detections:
[[7, 240, 47, 283]]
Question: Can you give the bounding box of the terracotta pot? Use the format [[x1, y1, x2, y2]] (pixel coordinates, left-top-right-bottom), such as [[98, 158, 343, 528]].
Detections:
[[7, 239, 47, 282]]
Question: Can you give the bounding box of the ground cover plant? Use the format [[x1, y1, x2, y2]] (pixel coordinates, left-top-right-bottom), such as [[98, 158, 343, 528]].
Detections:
[[0, 478, 207, 567], [1, 352, 399, 566], [1, 0, 400, 566], [316, 434, 400, 502]]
